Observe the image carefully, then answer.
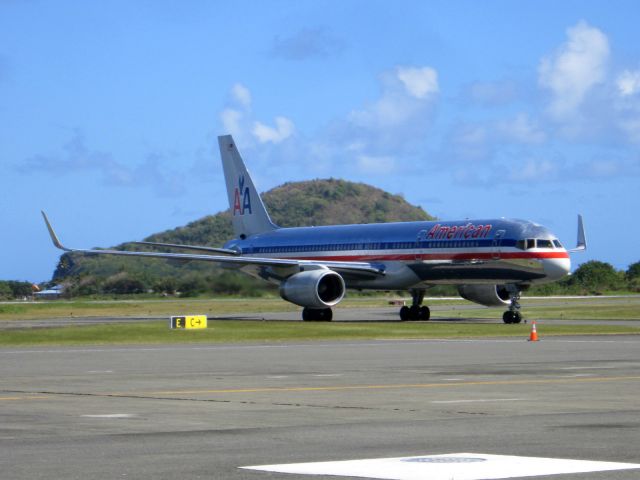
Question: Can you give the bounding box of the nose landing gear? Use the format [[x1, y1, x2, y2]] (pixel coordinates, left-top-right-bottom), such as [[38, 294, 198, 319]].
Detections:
[[503, 287, 523, 324], [399, 288, 430, 321]]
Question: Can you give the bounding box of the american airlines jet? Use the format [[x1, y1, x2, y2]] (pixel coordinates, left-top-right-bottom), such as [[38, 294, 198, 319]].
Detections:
[[43, 134, 586, 323]]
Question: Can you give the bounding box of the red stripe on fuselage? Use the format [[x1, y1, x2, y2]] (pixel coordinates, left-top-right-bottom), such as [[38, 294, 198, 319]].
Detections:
[[271, 251, 570, 262]]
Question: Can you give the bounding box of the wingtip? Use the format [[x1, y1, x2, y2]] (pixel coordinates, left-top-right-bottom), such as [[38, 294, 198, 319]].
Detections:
[[41, 211, 68, 251], [570, 213, 587, 253]]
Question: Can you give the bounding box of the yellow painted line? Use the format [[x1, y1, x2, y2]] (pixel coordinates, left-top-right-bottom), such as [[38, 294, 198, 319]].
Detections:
[[149, 375, 640, 396], [0, 395, 49, 401]]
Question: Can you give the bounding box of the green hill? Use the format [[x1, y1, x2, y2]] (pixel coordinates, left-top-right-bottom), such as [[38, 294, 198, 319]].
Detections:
[[52, 179, 435, 295]]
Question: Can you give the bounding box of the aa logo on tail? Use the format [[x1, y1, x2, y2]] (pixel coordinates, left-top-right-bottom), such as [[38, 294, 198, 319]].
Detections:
[[233, 175, 252, 216]]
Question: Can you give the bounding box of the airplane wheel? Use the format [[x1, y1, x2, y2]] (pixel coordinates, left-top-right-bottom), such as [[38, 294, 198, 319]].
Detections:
[[503, 311, 520, 324], [399, 306, 410, 321], [303, 307, 332, 321], [419, 306, 430, 320], [320, 308, 333, 321], [409, 305, 420, 320]]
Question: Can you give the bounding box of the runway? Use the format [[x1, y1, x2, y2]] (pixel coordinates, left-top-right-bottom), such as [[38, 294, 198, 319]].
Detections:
[[1, 336, 640, 479]]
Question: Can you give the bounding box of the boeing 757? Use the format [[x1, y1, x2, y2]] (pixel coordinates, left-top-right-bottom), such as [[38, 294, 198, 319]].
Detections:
[[43, 134, 586, 323]]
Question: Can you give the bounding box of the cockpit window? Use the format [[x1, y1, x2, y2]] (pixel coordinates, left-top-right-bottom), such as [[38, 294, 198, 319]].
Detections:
[[553, 240, 563, 248], [516, 239, 536, 250], [537, 239, 553, 249]]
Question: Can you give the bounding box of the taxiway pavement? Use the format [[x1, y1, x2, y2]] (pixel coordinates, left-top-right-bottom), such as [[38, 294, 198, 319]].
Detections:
[[1, 335, 639, 479], [4, 303, 640, 328]]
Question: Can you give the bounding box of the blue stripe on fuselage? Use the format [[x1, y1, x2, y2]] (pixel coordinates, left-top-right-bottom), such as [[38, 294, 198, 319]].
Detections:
[[242, 239, 506, 255]]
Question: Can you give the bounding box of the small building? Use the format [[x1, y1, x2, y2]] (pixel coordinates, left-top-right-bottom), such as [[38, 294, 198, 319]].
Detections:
[[34, 285, 65, 300]]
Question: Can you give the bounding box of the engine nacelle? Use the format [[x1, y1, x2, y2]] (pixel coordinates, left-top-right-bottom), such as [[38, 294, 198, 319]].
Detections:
[[280, 270, 346, 308], [457, 284, 511, 307]]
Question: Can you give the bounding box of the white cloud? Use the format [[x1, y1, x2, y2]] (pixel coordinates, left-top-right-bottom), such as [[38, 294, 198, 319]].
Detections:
[[219, 84, 296, 146], [445, 122, 491, 163], [616, 69, 640, 96], [496, 113, 546, 144], [508, 158, 558, 182], [252, 116, 295, 144], [396, 66, 439, 99], [356, 155, 395, 175], [349, 65, 439, 129], [231, 83, 252, 107], [538, 21, 610, 118], [349, 92, 418, 129], [220, 108, 244, 138], [444, 113, 546, 165]]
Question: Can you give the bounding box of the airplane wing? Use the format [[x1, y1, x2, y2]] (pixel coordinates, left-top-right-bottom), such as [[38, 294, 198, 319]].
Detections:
[[42, 212, 385, 277], [132, 241, 240, 256]]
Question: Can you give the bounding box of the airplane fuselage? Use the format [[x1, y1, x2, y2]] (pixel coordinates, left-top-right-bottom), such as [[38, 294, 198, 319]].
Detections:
[[224, 218, 570, 290]]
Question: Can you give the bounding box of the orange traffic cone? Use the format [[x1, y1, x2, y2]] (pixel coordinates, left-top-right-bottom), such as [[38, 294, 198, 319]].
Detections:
[[528, 321, 539, 342]]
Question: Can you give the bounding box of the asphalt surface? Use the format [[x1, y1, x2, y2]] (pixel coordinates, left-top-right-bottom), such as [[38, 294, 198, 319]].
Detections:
[[3, 306, 639, 328], [1, 335, 640, 479]]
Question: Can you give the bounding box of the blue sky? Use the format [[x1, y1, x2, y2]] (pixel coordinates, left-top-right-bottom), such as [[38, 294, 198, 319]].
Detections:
[[2, 0, 639, 282]]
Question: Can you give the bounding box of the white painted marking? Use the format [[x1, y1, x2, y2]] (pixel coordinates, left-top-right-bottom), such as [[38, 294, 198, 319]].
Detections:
[[242, 452, 640, 480], [431, 398, 523, 404], [86, 370, 113, 374], [81, 414, 136, 419], [560, 366, 616, 370], [2, 337, 639, 355], [267, 375, 289, 379]]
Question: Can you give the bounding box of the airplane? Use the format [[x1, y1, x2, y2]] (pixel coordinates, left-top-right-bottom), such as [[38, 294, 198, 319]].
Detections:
[[43, 134, 587, 323]]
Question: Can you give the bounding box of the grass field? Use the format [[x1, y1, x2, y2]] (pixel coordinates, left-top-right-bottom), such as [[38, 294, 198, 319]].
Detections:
[[1, 320, 639, 347], [0, 297, 298, 320], [431, 297, 640, 321], [0, 295, 639, 346], [2, 295, 639, 321]]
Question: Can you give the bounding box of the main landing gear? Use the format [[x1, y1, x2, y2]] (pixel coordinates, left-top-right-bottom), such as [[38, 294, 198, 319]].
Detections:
[[302, 307, 333, 321], [399, 288, 430, 321], [502, 287, 523, 324]]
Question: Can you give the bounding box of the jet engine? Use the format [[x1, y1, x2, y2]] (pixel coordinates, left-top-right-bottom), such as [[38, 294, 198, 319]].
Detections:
[[280, 269, 346, 308], [457, 284, 511, 307]]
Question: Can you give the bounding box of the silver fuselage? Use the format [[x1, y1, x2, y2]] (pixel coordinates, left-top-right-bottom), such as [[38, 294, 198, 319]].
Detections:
[[224, 218, 570, 290]]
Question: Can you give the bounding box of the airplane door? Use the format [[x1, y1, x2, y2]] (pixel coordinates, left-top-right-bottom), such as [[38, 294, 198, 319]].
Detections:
[[492, 229, 505, 260]]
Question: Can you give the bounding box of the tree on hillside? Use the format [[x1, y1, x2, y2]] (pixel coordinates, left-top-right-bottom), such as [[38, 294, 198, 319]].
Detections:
[[626, 261, 640, 279], [569, 261, 624, 294], [0, 282, 13, 300], [626, 261, 640, 292], [102, 273, 146, 295], [0, 281, 35, 299]]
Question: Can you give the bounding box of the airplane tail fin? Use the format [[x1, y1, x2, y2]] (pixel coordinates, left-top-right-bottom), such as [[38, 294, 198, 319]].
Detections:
[[218, 135, 278, 238]]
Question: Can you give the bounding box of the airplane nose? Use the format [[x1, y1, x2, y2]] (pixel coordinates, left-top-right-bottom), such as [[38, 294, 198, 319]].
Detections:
[[544, 258, 571, 280]]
